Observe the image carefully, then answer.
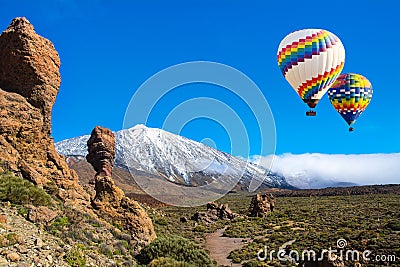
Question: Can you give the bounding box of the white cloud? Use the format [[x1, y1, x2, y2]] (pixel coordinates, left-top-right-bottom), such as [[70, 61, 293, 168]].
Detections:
[[252, 153, 400, 189]]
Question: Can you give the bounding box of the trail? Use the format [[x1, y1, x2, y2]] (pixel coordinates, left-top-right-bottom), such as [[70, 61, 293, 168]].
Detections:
[[205, 226, 248, 267]]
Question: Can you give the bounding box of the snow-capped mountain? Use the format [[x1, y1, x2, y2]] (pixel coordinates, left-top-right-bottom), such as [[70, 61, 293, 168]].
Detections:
[[55, 124, 293, 190]]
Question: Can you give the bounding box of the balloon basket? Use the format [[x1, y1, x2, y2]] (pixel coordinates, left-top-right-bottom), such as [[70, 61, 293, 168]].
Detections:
[[306, 111, 316, 116], [349, 127, 354, 132]]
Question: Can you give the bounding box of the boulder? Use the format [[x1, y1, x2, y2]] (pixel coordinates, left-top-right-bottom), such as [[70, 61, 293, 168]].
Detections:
[[192, 202, 236, 223], [7, 252, 20, 262], [0, 215, 7, 224], [248, 193, 275, 217], [27, 206, 58, 225]]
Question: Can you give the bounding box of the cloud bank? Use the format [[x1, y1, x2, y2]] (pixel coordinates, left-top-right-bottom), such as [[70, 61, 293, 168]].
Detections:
[[252, 153, 400, 189]]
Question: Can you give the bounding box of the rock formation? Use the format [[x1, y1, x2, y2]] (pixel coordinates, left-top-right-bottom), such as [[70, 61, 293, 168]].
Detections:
[[0, 17, 60, 135], [87, 126, 156, 247], [192, 202, 236, 224], [86, 126, 115, 177], [0, 17, 89, 206], [248, 193, 275, 217], [0, 17, 156, 255]]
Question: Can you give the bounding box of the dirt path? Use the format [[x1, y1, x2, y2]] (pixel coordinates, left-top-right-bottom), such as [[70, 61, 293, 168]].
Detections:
[[205, 227, 248, 267]]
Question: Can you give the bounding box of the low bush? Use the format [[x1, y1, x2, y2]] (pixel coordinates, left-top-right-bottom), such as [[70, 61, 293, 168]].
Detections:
[[148, 257, 195, 267], [0, 233, 19, 247], [65, 245, 86, 267], [136, 235, 215, 266], [387, 220, 400, 231], [0, 174, 52, 206]]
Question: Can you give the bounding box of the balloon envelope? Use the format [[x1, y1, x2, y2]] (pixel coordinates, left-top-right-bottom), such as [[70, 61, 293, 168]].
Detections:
[[328, 73, 373, 126], [277, 29, 345, 110]]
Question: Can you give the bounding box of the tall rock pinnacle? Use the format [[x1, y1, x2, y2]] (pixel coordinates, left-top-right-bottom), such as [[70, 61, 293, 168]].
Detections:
[[87, 126, 156, 248], [0, 17, 61, 134], [86, 126, 116, 177], [0, 17, 89, 206]]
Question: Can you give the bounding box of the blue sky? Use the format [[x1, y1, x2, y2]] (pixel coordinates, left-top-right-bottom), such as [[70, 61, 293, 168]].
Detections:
[[1, 0, 399, 157]]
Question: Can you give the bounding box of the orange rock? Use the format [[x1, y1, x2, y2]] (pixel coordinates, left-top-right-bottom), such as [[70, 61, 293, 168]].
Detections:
[[248, 193, 275, 217], [0, 214, 7, 224], [88, 126, 156, 248], [0, 17, 90, 207]]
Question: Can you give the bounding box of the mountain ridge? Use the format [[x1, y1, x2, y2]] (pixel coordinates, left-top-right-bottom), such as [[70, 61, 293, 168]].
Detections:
[[56, 124, 293, 191]]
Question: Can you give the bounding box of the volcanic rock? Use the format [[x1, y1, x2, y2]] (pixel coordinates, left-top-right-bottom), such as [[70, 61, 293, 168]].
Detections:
[[192, 202, 236, 223], [27, 206, 58, 225], [0, 17, 89, 206], [248, 193, 275, 217], [86, 126, 115, 177], [87, 126, 156, 247], [0, 17, 60, 135], [0, 17, 156, 260], [0, 215, 6, 224], [7, 252, 20, 262]]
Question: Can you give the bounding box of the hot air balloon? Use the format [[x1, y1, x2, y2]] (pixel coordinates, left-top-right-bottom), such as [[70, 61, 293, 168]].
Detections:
[[277, 29, 346, 116], [328, 73, 373, 131]]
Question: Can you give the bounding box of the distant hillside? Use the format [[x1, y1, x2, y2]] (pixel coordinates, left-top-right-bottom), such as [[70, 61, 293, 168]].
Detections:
[[261, 184, 400, 197]]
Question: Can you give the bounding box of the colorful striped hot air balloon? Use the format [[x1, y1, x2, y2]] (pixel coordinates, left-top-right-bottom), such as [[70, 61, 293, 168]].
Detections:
[[277, 29, 346, 116], [328, 73, 373, 131]]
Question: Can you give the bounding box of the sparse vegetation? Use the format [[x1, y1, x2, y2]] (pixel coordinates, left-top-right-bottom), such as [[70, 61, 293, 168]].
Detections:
[[0, 173, 52, 206], [48, 216, 70, 236], [64, 245, 86, 267], [151, 192, 400, 267], [136, 235, 215, 266], [223, 194, 400, 266], [0, 232, 19, 247], [148, 257, 195, 267]]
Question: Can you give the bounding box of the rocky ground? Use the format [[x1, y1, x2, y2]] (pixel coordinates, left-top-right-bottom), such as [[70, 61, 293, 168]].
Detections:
[[0, 203, 70, 267]]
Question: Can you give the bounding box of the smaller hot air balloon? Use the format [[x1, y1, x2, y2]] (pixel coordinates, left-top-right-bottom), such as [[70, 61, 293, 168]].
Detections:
[[328, 73, 373, 131]]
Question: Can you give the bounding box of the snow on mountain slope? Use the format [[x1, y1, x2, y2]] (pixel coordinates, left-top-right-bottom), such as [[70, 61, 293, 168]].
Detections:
[[56, 124, 292, 190]]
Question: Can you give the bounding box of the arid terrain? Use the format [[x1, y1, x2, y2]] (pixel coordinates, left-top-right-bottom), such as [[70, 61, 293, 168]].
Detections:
[[0, 15, 399, 267]]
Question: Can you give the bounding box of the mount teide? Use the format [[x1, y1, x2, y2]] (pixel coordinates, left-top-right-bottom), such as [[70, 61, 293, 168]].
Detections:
[[56, 124, 293, 191]]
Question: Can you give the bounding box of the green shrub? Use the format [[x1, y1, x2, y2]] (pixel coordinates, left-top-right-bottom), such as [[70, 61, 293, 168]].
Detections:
[[154, 217, 169, 226], [52, 216, 70, 227], [0, 233, 19, 247], [387, 221, 400, 231], [148, 257, 194, 267], [242, 260, 266, 267], [0, 174, 52, 206], [193, 225, 206, 232], [65, 245, 86, 267], [17, 206, 29, 216], [48, 216, 70, 236], [136, 235, 215, 266], [99, 243, 113, 258]]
